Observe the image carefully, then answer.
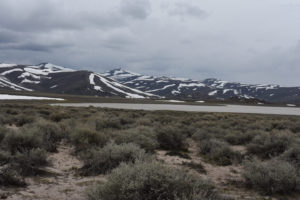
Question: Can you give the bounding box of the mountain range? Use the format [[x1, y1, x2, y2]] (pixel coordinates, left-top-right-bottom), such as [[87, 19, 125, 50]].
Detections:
[[1, 63, 300, 103]]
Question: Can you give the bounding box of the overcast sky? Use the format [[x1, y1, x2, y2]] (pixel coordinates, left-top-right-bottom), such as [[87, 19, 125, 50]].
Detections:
[[0, 0, 300, 86]]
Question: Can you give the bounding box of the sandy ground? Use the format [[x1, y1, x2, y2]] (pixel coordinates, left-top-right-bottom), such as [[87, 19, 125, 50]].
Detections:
[[1, 144, 104, 200], [1, 139, 298, 200], [156, 139, 279, 200]]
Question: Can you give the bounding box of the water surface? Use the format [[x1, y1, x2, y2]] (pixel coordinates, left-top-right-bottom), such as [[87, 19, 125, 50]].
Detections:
[[53, 103, 300, 116]]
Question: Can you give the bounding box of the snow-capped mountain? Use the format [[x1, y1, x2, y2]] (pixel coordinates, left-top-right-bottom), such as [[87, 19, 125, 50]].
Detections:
[[1, 63, 300, 103], [0, 63, 155, 98], [103, 68, 300, 103]]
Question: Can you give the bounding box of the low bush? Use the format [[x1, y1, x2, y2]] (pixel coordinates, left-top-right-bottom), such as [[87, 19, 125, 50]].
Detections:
[[192, 127, 227, 140], [243, 159, 300, 194], [113, 126, 158, 152], [88, 160, 222, 200], [80, 142, 147, 175], [70, 127, 108, 152], [192, 129, 212, 141], [0, 150, 10, 165], [246, 131, 293, 159], [0, 126, 8, 143], [2, 129, 43, 154], [50, 112, 70, 122], [14, 114, 35, 126], [280, 145, 300, 168], [95, 118, 123, 130], [198, 139, 242, 166], [12, 148, 48, 176], [224, 131, 255, 145], [156, 126, 188, 151], [0, 166, 25, 186]]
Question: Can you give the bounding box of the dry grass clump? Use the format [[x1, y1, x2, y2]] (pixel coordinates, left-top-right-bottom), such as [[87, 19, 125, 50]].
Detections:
[[0, 166, 25, 187], [80, 142, 148, 175], [197, 139, 242, 166], [0, 126, 49, 185], [112, 126, 158, 153], [224, 130, 255, 145], [279, 144, 300, 168], [246, 131, 294, 159], [88, 160, 222, 200], [243, 159, 300, 195], [50, 111, 70, 122], [2, 128, 43, 154], [156, 125, 188, 151], [70, 126, 108, 152], [11, 148, 48, 176]]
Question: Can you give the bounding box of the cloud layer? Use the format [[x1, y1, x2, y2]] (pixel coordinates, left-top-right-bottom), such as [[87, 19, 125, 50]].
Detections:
[[0, 0, 300, 86]]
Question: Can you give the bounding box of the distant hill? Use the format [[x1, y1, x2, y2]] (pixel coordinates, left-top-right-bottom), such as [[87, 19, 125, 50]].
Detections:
[[1, 62, 300, 103], [103, 68, 300, 103], [0, 63, 155, 98]]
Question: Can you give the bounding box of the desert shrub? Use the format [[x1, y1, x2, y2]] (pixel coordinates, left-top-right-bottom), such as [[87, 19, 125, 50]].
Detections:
[[113, 126, 158, 152], [95, 118, 124, 130], [280, 145, 300, 168], [192, 127, 228, 141], [39, 109, 51, 116], [0, 150, 10, 165], [192, 129, 212, 141], [156, 126, 188, 151], [88, 160, 222, 200], [135, 117, 153, 126], [50, 112, 70, 122], [246, 131, 293, 159], [0, 126, 8, 143], [12, 148, 48, 176], [243, 159, 300, 194], [225, 131, 255, 145], [198, 139, 242, 166], [289, 121, 300, 133], [2, 129, 43, 154], [71, 127, 108, 152], [58, 119, 77, 139], [14, 114, 35, 126], [5, 109, 18, 115], [80, 142, 147, 175], [0, 166, 25, 186], [33, 121, 63, 152]]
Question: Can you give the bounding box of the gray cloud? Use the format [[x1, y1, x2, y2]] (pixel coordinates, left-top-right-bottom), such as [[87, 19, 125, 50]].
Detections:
[[168, 3, 207, 18], [0, 29, 19, 43], [0, 0, 300, 86], [0, 42, 69, 52], [120, 0, 151, 19]]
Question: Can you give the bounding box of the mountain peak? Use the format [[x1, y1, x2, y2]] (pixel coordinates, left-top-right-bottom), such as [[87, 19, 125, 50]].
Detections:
[[36, 63, 75, 72]]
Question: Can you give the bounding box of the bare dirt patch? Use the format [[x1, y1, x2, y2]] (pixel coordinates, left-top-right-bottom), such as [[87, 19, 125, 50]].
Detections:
[[156, 139, 269, 200], [5, 124, 19, 131], [2, 143, 105, 200]]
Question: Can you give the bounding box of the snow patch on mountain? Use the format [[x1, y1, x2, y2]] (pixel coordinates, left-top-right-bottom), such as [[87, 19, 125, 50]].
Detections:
[[89, 73, 103, 92], [178, 83, 205, 89], [209, 90, 218, 96], [1, 68, 23, 75], [0, 77, 32, 91], [0, 63, 17, 68], [146, 84, 175, 93], [21, 79, 40, 84]]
